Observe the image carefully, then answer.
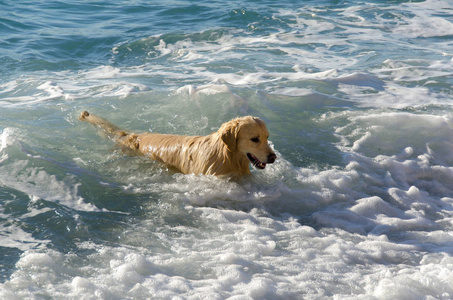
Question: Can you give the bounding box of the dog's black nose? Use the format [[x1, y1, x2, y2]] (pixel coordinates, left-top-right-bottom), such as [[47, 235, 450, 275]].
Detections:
[[267, 153, 277, 163]]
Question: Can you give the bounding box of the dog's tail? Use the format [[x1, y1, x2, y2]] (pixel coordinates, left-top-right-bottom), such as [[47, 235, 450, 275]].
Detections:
[[79, 111, 126, 137], [79, 111, 139, 149]]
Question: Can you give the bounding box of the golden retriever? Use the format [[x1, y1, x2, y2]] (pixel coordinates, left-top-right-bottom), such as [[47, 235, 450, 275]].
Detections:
[[79, 111, 276, 177]]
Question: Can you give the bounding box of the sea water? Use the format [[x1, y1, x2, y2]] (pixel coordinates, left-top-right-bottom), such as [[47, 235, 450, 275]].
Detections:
[[1, 0, 453, 299]]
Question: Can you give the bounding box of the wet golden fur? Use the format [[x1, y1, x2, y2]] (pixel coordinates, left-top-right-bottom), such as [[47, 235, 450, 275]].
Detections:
[[79, 111, 276, 177]]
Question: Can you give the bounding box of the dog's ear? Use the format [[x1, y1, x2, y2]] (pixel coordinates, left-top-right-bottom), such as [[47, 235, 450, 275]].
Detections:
[[220, 120, 239, 152]]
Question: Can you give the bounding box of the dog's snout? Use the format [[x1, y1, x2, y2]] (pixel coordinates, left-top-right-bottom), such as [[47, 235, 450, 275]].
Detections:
[[267, 153, 277, 163]]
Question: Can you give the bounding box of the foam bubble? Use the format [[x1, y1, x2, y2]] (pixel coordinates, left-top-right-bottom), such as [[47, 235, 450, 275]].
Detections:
[[71, 276, 102, 298], [37, 81, 65, 99], [0, 128, 16, 163]]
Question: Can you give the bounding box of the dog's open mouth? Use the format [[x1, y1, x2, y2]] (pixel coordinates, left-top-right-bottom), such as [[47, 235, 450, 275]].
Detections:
[[247, 153, 266, 169]]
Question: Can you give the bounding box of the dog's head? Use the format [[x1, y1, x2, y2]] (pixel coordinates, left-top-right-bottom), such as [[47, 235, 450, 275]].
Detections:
[[220, 116, 277, 170]]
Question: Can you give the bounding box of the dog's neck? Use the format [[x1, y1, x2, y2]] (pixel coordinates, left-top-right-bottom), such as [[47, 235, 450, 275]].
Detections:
[[199, 134, 249, 177], [218, 143, 251, 176], [229, 152, 251, 176]]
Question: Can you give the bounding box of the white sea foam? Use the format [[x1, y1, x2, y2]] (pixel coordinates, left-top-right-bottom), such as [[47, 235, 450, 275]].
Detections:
[[393, 15, 453, 38], [2, 201, 453, 299], [0, 128, 15, 163], [176, 84, 231, 95], [37, 81, 65, 99], [85, 66, 122, 79], [394, 0, 453, 38]]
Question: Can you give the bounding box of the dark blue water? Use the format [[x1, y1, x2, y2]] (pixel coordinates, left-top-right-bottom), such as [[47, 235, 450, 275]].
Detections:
[[1, 0, 453, 298]]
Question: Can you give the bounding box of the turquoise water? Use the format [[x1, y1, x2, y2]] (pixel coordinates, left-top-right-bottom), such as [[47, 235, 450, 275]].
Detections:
[[1, 0, 453, 298]]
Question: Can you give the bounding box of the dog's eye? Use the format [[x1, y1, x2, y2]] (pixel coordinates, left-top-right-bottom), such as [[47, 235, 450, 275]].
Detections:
[[251, 137, 260, 143]]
